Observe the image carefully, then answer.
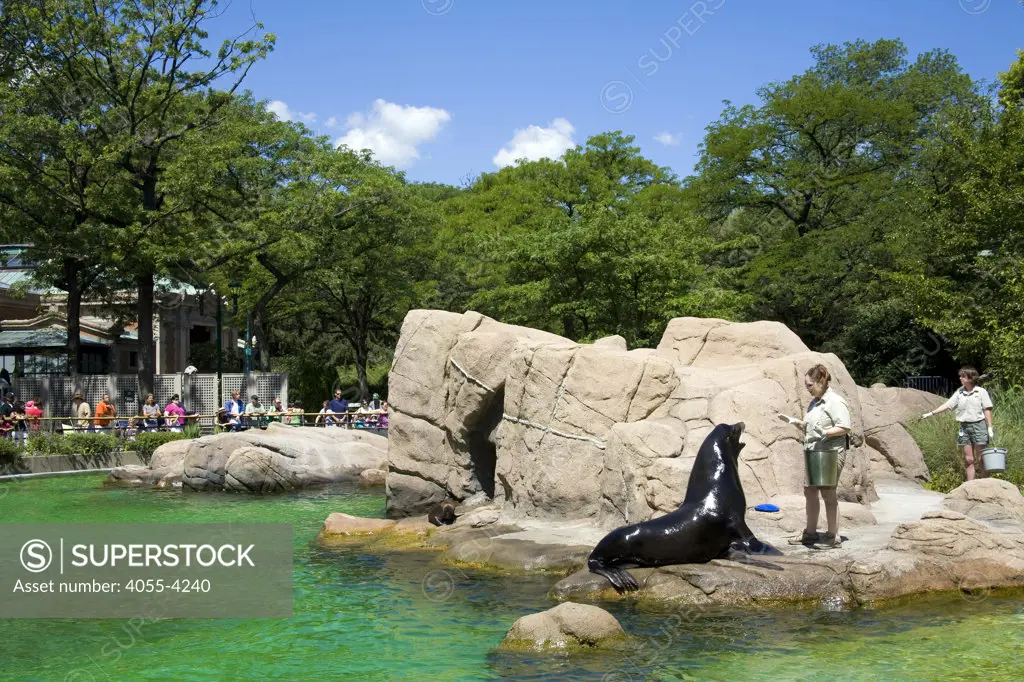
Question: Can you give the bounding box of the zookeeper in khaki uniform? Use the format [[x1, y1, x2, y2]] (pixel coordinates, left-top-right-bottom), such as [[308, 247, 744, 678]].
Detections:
[[922, 366, 994, 481], [779, 364, 852, 549]]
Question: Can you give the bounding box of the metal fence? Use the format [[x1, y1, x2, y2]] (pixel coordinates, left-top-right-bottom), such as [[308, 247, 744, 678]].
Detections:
[[9, 372, 289, 422], [903, 375, 953, 397], [3, 412, 387, 441]]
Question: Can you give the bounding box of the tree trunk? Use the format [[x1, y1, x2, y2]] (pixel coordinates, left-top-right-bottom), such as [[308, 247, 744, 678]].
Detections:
[[64, 259, 82, 383], [562, 315, 577, 340], [355, 340, 369, 403], [137, 273, 155, 399], [253, 309, 270, 371]]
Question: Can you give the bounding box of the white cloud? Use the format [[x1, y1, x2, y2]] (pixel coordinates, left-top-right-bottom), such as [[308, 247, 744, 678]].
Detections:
[[334, 99, 451, 168], [267, 100, 317, 125], [654, 131, 681, 146], [492, 118, 575, 168], [325, 116, 338, 129]]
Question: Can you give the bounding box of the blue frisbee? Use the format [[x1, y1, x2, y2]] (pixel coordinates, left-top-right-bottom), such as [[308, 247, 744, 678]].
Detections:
[[754, 503, 780, 512]]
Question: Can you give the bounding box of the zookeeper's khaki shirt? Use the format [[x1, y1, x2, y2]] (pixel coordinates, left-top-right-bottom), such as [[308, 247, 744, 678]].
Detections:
[[941, 386, 993, 423], [803, 387, 852, 451]]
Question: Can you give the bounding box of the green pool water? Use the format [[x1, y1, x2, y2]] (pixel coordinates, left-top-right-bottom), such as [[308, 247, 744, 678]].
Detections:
[[1, 474, 1022, 681]]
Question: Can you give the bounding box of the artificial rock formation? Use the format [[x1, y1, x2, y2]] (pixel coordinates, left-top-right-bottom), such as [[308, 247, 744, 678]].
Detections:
[[553, 486, 1024, 606], [943, 478, 1024, 522], [386, 310, 940, 528], [107, 439, 191, 487], [108, 423, 387, 493], [500, 602, 625, 650]]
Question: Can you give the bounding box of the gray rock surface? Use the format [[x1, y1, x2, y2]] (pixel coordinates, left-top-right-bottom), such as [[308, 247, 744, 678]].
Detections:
[[108, 423, 387, 492], [359, 468, 387, 487], [500, 602, 625, 650], [858, 385, 942, 481], [944, 478, 1024, 521], [105, 439, 191, 486], [385, 310, 935, 527], [552, 485, 1024, 606]]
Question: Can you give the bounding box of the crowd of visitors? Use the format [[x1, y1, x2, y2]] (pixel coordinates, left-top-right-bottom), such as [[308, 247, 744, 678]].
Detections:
[[0, 385, 393, 443], [314, 390, 388, 429], [1, 391, 43, 445]]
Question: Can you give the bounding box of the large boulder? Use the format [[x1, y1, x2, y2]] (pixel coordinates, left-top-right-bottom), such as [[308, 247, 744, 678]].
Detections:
[[500, 602, 625, 650], [183, 423, 388, 492], [944, 479, 1024, 521], [106, 439, 191, 486], [385, 310, 932, 528], [110, 423, 387, 492], [858, 385, 943, 481]]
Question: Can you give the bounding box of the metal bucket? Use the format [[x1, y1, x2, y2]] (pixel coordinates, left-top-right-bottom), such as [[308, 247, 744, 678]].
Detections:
[[805, 449, 840, 487], [982, 447, 1007, 473]]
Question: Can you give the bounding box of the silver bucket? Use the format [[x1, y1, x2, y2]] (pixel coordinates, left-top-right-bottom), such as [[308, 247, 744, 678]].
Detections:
[[805, 449, 840, 487], [982, 447, 1007, 473]]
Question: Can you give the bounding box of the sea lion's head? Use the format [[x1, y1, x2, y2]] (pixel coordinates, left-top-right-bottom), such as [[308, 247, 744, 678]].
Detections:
[[722, 422, 745, 461]]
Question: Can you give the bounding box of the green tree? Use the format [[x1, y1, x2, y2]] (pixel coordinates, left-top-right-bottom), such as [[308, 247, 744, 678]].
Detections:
[[1, 0, 273, 396], [444, 132, 736, 346], [693, 39, 985, 379], [894, 51, 1024, 383]]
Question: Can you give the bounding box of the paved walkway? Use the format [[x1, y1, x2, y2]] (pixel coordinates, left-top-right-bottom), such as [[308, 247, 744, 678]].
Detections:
[[776, 478, 945, 558], [485, 479, 947, 560]]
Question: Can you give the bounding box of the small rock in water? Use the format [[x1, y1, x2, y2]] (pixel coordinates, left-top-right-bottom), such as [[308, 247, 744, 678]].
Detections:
[[359, 469, 387, 487], [321, 512, 396, 536], [500, 602, 625, 651]]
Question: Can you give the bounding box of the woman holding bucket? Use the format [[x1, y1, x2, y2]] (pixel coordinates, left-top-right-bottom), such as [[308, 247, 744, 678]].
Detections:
[[780, 364, 852, 549], [921, 366, 994, 481]]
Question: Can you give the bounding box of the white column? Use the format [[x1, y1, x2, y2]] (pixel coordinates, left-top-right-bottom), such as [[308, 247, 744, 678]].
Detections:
[[154, 313, 162, 375], [177, 308, 188, 372]]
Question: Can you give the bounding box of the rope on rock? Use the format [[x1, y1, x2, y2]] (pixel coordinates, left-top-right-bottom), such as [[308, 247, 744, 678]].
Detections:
[[501, 413, 607, 450], [448, 357, 495, 393]]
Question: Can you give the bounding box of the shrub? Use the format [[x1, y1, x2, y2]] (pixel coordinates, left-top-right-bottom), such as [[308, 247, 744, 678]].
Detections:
[[27, 432, 120, 457], [132, 432, 188, 462], [0, 438, 23, 466], [910, 386, 1024, 493]]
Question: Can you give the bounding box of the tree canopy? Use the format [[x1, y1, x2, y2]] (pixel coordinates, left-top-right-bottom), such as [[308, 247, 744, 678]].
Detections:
[[2, 18, 1024, 400]]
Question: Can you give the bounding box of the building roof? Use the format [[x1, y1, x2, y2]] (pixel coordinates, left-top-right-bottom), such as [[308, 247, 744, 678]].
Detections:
[[0, 328, 136, 350], [0, 269, 60, 295], [1, 245, 206, 298]]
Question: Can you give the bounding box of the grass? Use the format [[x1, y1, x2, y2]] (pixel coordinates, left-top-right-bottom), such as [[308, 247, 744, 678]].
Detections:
[[908, 386, 1024, 493]]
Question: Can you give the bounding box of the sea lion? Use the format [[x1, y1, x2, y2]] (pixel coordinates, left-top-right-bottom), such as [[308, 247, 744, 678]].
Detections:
[[427, 499, 457, 526], [587, 422, 781, 593]]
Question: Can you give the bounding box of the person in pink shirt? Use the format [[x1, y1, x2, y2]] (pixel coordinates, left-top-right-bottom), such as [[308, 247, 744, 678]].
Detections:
[[163, 394, 186, 432], [25, 399, 43, 432]]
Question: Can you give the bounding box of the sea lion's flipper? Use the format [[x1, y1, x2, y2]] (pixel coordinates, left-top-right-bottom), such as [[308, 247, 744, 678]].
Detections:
[[588, 558, 639, 593], [729, 519, 783, 556], [732, 535, 783, 556]]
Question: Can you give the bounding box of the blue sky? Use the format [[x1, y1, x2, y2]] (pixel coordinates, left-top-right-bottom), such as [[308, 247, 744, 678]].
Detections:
[[211, 0, 1023, 184]]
